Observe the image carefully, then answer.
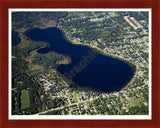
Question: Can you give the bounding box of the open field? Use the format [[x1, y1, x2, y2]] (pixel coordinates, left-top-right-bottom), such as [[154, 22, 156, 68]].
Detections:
[[21, 90, 30, 109]]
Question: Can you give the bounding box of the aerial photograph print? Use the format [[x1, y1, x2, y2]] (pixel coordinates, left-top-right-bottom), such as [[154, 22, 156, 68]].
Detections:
[[10, 9, 151, 119]]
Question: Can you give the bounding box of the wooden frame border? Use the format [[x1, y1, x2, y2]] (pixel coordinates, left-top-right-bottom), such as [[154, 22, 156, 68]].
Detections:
[[0, 0, 160, 128]]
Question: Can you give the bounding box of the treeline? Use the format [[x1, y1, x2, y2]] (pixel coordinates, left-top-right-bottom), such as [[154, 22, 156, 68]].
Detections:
[[12, 12, 68, 29], [12, 40, 66, 115], [12, 56, 29, 78], [128, 12, 148, 23], [12, 46, 42, 115], [21, 42, 44, 57], [32, 52, 64, 69], [61, 19, 102, 41], [12, 40, 44, 57], [12, 74, 42, 115], [60, 14, 127, 43], [12, 46, 23, 58], [128, 104, 148, 115], [92, 95, 148, 115], [43, 97, 67, 110], [117, 11, 149, 31]]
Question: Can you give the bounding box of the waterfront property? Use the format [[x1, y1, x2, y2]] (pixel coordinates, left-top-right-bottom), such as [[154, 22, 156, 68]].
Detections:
[[25, 27, 136, 92]]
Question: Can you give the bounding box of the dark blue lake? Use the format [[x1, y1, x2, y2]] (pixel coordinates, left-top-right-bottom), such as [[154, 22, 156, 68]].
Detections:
[[25, 27, 136, 92], [12, 30, 21, 46]]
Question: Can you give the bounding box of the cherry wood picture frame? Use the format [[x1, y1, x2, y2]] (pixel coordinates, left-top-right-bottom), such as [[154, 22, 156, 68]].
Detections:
[[0, 0, 160, 128]]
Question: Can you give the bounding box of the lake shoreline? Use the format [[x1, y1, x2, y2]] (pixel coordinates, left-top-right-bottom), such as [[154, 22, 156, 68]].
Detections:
[[24, 26, 137, 93], [58, 27, 137, 93]]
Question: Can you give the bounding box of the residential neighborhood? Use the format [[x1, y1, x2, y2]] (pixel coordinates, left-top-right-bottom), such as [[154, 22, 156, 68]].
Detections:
[[12, 11, 150, 115]]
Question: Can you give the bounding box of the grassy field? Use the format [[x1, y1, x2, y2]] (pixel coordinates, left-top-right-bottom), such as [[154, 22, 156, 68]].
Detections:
[[21, 90, 30, 109], [73, 91, 78, 102], [125, 96, 145, 108]]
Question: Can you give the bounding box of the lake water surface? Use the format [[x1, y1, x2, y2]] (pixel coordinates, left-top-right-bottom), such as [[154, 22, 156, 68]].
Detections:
[[25, 27, 136, 92], [12, 30, 21, 46]]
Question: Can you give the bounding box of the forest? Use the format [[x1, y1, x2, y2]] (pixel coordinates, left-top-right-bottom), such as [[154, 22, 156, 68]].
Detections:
[[12, 36, 66, 114], [12, 12, 68, 30]]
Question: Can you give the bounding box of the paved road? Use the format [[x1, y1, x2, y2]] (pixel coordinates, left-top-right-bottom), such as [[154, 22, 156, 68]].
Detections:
[[35, 95, 101, 115]]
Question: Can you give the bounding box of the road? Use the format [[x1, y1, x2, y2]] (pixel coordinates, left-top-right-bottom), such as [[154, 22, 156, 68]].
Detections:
[[35, 95, 101, 115]]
